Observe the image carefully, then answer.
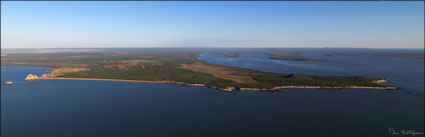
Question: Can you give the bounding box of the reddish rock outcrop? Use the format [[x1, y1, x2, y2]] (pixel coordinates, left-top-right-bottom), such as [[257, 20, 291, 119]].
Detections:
[[25, 74, 39, 80], [41, 67, 89, 78]]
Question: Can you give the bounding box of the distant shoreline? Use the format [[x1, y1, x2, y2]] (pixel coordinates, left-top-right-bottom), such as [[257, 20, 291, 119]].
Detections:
[[38, 77, 397, 91]]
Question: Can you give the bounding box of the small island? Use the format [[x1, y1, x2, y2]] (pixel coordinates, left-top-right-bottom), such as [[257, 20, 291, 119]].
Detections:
[[269, 56, 326, 62], [5, 49, 395, 92], [262, 49, 327, 62], [214, 50, 240, 57]]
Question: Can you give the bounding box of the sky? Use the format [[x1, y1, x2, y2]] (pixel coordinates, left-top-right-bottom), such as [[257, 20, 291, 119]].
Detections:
[[1, 2, 424, 49]]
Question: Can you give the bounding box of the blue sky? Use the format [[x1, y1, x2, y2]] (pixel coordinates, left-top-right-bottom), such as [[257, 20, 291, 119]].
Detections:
[[1, 2, 424, 48]]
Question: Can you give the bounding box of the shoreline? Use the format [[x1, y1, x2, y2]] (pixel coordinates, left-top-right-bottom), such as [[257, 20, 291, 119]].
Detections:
[[37, 77, 397, 91]]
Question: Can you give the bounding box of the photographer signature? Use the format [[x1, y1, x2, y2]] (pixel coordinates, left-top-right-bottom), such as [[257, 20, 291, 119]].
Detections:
[[388, 128, 423, 136]]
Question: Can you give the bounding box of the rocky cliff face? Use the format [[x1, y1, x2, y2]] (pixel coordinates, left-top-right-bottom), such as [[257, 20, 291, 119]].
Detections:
[[372, 79, 389, 84], [41, 67, 88, 78], [24, 67, 88, 80], [25, 74, 39, 80]]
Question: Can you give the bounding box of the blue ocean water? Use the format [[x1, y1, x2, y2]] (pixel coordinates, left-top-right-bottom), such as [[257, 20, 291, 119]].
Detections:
[[1, 50, 424, 137]]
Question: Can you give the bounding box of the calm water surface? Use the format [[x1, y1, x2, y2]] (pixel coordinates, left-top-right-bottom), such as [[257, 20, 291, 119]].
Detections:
[[2, 50, 424, 137]]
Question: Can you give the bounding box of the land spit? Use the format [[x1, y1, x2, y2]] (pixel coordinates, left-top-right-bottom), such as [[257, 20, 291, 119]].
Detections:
[[34, 77, 397, 92]]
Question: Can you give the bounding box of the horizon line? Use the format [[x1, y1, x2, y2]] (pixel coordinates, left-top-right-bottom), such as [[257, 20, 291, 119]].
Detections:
[[1, 47, 424, 50]]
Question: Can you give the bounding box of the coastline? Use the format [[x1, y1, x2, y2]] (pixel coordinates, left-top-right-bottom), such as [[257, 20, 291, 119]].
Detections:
[[38, 77, 397, 91], [12, 65, 397, 91]]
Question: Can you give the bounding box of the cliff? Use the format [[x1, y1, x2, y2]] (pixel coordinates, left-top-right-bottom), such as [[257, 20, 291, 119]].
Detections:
[[41, 67, 88, 78], [372, 79, 389, 84], [24, 67, 88, 81], [25, 74, 39, 80]]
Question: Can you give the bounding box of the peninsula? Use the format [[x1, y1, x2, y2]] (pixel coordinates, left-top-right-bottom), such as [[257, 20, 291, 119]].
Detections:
[[6, 49, 396, 92]]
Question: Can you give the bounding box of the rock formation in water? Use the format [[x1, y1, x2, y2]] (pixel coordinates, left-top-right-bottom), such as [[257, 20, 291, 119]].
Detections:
[[25, 74, 39, 80]]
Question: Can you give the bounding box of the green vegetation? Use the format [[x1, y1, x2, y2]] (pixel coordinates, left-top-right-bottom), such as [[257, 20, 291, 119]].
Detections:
[[252, 74, 382, 87], [1, 48, 390, 89], [61, 63, 244, 88]]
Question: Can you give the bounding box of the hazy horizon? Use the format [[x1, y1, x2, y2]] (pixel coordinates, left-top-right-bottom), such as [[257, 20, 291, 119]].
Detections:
[[1, 1, 424, 49]]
